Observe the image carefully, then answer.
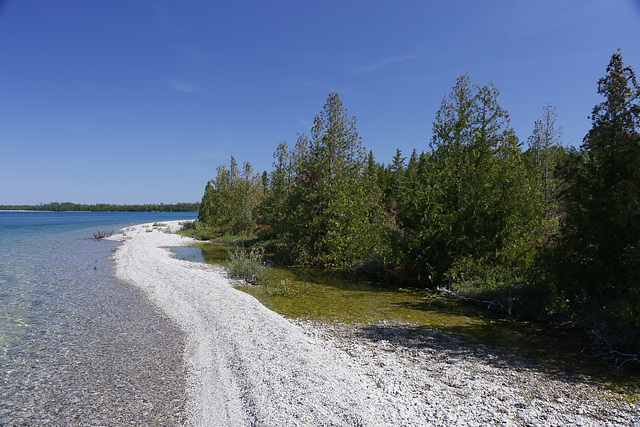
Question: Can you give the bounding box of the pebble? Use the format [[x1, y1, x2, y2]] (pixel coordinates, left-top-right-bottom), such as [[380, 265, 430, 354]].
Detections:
[[98, 222, 640, 426], [295, 319, 640, 427]]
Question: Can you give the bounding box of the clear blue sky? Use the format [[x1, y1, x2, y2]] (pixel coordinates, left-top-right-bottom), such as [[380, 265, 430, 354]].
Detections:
[[1, 1, 639, 205]]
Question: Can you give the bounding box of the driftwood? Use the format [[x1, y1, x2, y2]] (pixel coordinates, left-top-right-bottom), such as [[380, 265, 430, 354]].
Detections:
[[435, 287, 511, 315], [585, 330, 640, 366], [90, 228, 114, 240], [437, 290, 640, 366]]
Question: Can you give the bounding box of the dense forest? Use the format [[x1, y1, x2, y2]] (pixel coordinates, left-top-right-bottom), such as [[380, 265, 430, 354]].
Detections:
[[197, 52, 640, 359], [0, 202, 200, 212]]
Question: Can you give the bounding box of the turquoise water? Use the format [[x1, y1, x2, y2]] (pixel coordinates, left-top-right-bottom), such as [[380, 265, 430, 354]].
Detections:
[[0, 211, 196, 424]]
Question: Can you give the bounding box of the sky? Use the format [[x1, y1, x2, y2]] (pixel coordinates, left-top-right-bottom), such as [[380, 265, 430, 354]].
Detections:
[[1, 1, 639, 205]]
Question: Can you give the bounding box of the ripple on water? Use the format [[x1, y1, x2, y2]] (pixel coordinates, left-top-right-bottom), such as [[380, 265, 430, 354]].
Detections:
[[0, 228, 188, 425]]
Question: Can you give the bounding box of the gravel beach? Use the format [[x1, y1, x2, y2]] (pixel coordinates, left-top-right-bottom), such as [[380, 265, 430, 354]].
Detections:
[[111, 221, 640, 426]]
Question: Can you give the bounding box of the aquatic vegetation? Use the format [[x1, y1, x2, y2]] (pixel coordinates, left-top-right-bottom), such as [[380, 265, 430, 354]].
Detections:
[[262, 279, 311, 298], [92, 228, 114, 240]]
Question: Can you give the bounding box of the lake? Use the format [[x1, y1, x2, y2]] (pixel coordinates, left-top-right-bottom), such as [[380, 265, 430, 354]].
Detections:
[[0, 211, 196, 425]]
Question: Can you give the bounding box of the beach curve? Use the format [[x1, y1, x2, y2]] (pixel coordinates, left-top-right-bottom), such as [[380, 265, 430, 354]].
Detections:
[[110, 221, 399, 426], [110, 221, 640, 426]]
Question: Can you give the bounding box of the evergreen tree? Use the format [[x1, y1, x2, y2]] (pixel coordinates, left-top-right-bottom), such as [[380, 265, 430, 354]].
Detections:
[[259, 141, 293, 238], [405, 75, 538, 290], [276, 93, 385, 267], [386, 148, 406, 201], [552, 51, 640, 349], [198, 156, 263, 235]]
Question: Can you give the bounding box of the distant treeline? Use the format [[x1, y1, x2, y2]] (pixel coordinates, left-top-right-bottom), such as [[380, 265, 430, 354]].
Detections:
[[0, 202, 200, 212], [197, 51, 640, 359]]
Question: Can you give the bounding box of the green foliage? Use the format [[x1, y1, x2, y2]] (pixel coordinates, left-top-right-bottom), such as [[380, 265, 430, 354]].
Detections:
[[549, 51, 640, 352], [392, 75, 540, 290], [179, 220, 198, 230], [198, 156, 264, 236], [259, 93, 386, 268], [258, 140, 298, 240], [227, 248, 269, 284]]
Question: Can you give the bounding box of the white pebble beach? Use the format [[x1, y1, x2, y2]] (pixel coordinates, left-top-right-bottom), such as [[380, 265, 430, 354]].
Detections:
[[110, 221, 640, 426]]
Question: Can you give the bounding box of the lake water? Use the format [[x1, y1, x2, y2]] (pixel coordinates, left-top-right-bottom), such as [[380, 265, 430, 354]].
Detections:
[[0, 211, 196, 425]]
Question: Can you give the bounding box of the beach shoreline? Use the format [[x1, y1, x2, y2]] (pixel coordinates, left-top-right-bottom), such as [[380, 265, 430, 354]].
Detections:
[[110, 221, 640, 426]]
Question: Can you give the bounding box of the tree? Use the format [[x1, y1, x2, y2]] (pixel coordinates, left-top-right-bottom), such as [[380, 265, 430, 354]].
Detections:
[[198, 156, 263, 235], [385, 149, 406, 201], [270, 93, 386, 267], [526, 104, 565, 222], [404, 74, 538, 292], [552, 51, 640, 351], [259, 141, 293, 238]]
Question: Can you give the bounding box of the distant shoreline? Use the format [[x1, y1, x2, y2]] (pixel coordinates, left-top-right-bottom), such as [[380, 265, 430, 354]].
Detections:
[[0, 202, 200, 213], [0, 210, 92, 212]]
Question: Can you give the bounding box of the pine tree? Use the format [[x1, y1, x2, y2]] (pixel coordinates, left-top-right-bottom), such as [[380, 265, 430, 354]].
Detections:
[[526, 104, 565, 222], [278, 93, 385, 267], [554, 52, 640, 345]]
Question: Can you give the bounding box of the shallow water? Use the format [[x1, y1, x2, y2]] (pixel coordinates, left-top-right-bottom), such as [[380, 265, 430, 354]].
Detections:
[[0, 211, 196, 425], [173, 241, 640, 394]]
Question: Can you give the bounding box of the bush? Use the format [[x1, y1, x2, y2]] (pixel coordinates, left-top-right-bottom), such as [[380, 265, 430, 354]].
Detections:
[[227, 248, 269, 284], [180, 220, 198, 230], [92, 228, 114, 240]]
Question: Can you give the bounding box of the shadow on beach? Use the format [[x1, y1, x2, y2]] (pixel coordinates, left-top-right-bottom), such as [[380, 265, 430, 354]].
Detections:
[[351, 321, 640, 393]]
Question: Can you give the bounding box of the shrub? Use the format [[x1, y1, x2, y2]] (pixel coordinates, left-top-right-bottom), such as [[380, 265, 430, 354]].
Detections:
[[227, 248, 268, 284], [92, 228, 114, 240], [180, 220, 198, 230]]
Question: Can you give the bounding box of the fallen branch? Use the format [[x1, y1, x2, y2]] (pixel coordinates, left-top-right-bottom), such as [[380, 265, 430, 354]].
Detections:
[[435, 287, 510, 314], [584, 330, 640, 366], [91, 228, 114, 240]]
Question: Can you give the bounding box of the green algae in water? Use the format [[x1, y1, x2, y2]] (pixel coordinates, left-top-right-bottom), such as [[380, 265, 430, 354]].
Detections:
[[188, 243, 561, 352], [178, 241, 640, 395]]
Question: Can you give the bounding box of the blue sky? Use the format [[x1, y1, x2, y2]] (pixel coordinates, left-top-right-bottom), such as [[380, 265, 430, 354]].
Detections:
[[1, 1, 639, 205]]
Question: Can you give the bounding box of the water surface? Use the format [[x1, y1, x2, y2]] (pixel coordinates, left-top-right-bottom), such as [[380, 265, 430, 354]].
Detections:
[[174, 241, 640, 396], [0, 211, 196, 425]]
